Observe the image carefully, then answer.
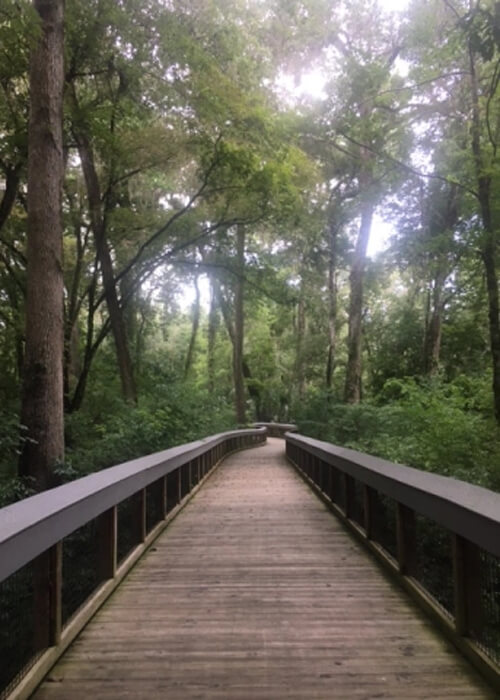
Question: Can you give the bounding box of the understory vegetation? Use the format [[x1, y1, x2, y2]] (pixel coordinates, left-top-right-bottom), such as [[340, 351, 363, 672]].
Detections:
[[1, 0, 500, 500]]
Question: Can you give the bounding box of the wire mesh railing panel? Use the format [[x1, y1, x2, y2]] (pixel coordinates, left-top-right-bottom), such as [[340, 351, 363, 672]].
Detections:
[[166, 469, 180, 512], [117, 494, 141, 564], [372, 492, 397, 559], [414, 514, 454, 616], [146, 479, 164, 534], [473, 549, 500, 664], [62, 521, 100, 625], [331, 465, 345, 511], [0, 563, 39, 700], [349, 478, 365, 528], [180, 462, 190, 499]]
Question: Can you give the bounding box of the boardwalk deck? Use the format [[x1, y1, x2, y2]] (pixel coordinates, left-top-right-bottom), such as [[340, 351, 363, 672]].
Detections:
[[32, 439, 494, 699]]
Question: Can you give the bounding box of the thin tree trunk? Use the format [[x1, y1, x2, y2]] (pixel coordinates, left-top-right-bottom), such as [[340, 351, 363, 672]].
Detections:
[[423, 276, 445, 376], [344, 197, 374, 404], [326, 216, 338, 390], [207, 275, 218, 393], [233, 225, 246, 424], [19, 0, 65, 489], [296, 286, 306, 400], [75, 131, 137, 403], [184, 275, 201, 379]]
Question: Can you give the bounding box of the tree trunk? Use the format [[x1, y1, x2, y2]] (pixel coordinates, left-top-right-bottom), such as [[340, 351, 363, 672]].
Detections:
[[207, 275, 218, 393], [468, 43, 500, 422], [75, 132, 137, 404], [344, 197, 374, 404], [296, 286, 306, 400], [184, 275, 201, 379], [423, 275, 445, 376], [326, 215, 338, 390], [19, 0, 65, 489], [233, 225, 246, 424]]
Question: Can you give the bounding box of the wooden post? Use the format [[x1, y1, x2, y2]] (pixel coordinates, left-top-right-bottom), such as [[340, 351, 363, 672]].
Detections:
[[363, 486, 377, 540], [97, 506, 117, 580], [162, 476, 168, 518], [345, 475, 356, 519], [34, 541, 62, 650], [327, 465, 334, 503], [396, 503, 417, 576], [136, 488, 147, 543], [453, 534, 483, 639]]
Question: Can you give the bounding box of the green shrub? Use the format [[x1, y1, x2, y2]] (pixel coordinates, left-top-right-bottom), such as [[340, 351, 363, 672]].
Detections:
[[294, 377, 500, 491]]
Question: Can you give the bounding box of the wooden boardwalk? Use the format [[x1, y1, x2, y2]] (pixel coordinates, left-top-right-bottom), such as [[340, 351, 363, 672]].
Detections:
[[33, 439, 494, 699]]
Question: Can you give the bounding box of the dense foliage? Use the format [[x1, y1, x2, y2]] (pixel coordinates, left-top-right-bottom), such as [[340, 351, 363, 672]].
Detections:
[[1, 0, 500, 498]]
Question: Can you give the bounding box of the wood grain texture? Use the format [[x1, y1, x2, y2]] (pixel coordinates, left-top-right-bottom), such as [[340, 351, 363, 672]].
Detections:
[[33, 439, 494, 699]]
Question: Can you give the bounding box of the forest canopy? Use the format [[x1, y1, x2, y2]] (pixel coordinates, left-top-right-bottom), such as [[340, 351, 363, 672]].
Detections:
[[1, 0, 500, 499]]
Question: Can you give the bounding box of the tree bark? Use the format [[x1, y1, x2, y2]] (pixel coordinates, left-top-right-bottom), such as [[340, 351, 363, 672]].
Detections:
[[19, 0, 65, 489], [233, 225, 246, 424], [75, 131, 137, 404], [344, 196, 374, 404]]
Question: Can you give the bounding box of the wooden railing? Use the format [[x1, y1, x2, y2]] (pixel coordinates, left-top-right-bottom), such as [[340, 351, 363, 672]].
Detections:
[[0, 428, 266, 700], [286, 432, 500, 691]]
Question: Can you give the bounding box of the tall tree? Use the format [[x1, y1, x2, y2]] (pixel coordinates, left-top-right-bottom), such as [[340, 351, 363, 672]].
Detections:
[[19, 0, 65, 489]]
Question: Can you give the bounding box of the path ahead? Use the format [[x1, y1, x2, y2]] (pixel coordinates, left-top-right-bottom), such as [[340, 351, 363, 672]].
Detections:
[[33, 439, 493, 699]]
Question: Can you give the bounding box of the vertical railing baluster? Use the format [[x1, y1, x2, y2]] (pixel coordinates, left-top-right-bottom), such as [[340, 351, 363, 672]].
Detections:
[[137, 488, 147, 543], [34, 542, 62, 651], [162, 476, 168, 518]]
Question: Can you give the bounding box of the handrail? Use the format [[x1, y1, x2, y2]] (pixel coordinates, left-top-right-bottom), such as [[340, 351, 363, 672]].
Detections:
[[0, 428, 264, 584], [285, 431, 500, 691], [0, 427, 266, 700], [286, 433, 500, 557]]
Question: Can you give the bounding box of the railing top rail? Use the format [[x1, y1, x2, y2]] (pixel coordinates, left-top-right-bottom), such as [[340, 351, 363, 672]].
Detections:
[[0, 428, 265, 583], [286, 432, 500, 556]]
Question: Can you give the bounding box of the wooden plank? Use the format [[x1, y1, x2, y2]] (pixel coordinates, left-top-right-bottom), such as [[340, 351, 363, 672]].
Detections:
[[32, 440, 495, 700]]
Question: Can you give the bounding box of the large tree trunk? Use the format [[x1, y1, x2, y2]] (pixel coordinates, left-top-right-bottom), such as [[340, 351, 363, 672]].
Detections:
[[75, 132, 137, 404], [233, 225, 246, 424], [344, 197, 374, 404], [184, 275, 201, 379], [19, 0, 65, 489]]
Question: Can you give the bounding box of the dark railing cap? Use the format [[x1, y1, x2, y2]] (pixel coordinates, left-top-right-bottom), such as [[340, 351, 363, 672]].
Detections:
[[286, 432, 500, 557], [0, 428, 265, 583]]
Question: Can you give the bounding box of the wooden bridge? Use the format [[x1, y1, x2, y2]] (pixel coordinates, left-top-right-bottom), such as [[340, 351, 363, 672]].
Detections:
[[1, 427, 499, 698]]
